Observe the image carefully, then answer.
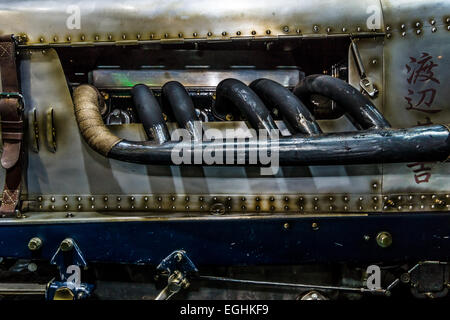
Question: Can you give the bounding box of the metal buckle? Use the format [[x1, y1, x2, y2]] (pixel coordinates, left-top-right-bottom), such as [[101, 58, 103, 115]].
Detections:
[[0, 92, 24, 110]]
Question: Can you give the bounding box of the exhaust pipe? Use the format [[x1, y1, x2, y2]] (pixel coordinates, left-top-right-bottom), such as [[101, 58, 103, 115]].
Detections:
[[162, 81, 202, 141], [294, 75, 390, 129], [73, 84, 450, 166], [213, 78, 278, 133], [131, 84, 170, 144], [250, 78, 322, 135]]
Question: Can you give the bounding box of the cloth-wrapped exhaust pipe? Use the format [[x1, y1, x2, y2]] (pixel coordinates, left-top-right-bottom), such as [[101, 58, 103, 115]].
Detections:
[[294, 74, 391, 129], [162, 81, 202, 141], [131, 84, 170, 144], [73, 84, 450, 166], [249, 78, 322, 135]]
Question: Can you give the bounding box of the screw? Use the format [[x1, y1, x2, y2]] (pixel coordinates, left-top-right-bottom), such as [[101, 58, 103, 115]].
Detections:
[[28, 237, 43, 251], [376, 231, 392, 248], [60, 238, 74, 252]]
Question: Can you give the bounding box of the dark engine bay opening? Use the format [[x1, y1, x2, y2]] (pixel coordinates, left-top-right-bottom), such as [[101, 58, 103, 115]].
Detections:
[[58, 38, 349, 126]]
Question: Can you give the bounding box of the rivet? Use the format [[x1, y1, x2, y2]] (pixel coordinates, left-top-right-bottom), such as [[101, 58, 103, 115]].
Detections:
[[241, 205, 246, 210], [344, 196, 349, 202], [397, 196, 402, 200], [447, 26, 450, 31], [359, 206, 363, 210], [77, 197, 82, 202], [299, 206, 304, 211], [81, 35, 85, 41], [256, 197, 260, 202], [283, 26, 289, 33], [284, 197, 289, 202], [63, 196, 68, 202], [104, 197, 108, 201], [342, 27, 347, 32], [91, 205, 95, 209], [50, 205, 55, 210], [53, 36, 58, 42], [326, 27, 331, 33], [150, 33, 154, 39], [90, 197, 95, 201], [157, 197, 162, 201], [344, 206, 348, 211], [373, 197, 378, 202], [431, 204, 436, 209], [284, 205, 289, 211], [251, 30, 256, 35], [270, 206, 275, 211], [236, 31, 241, 36], [171, 196, 176, 201], [241, 197, 246, 201], [312, 222, 319, 231], [213, 197, 218, 201], [117, 205, 121, 209], [374, 206, 378, 210], [314, 197, 318, 202], [416, 29, 421, 35], [329, 197, 334, 201], [357, 26, 361, 32], [185, 206, 189, 210], [283, 223, 290, 230], [164, 33, 169, 38], [185, 196, 190, 202], [64, 205, 69, 210], [256, 205, 260, 211], [130, 196, 135, 201], [270, 197, 275, 202], [77, 205, 82, 210], [386, 26, 391, 31], [314, 206, 318, 211], [144, 197, 148, 201], [299, 197, 304, 202], [432, 27, 437, 33], [415, 22, 421, 28], [329, 205, 333, 211], [136, 34, 141, 39], [372, 183, 378, 188], [66, 212, 73, 217], [108, 34, 112, 40], [421, 195, 426, 200], [397, 206, 402, 210], [117, 197, 121, 201], [401, 31, 406, 37], [199, 196, 204, 202], [401, 24, 406, 29], [386, 33, 392, 39], [37, 196, 43, 202], [207, 32, 212, 36], [51, 197, 55, 202], [95, 35, 99, 41], [432, 194, 437, 199], [409, 205, 413, 210], [296, 28, 301, 33], [193, 32, 198, 37], [313, 25, 319, 32], [227, 197, 232, 201], [383, 196, 388, 200], [178, 33, 183, 38], [447, 18, 450, 23], [39, 37, 44, 42], [420, 205, 425, 209], [67, 36, 71, 41], [221, 31, 227, 36], [266, 30, 271, 35], [408, 195, 413, 200], [431, 19, 436, 25], [359, 197, 363, 201]]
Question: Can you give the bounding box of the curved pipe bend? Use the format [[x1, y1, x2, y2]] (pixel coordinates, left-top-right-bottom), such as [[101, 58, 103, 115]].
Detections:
[[293, 74, 390, 129], [162, 81, 202, 141], [132, 84, 170, 144], [250, 78, 322, 135], [213, 78, 278, 133], [73, 84, 450, 166]]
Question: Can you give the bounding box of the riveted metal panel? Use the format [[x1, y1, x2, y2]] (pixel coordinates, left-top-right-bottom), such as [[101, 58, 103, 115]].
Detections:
[[380, 0, 450, 197], [0, 0, 383, 46]]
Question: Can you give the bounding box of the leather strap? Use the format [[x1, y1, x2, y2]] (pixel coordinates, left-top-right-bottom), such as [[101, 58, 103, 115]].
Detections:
[[0, 35, 23, 216]]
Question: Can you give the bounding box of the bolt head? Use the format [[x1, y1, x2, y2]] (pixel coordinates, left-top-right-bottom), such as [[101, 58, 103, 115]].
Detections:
[[28, 237, 42, 251], [60, 238, 74, 252], [376, 231, 392, 248]]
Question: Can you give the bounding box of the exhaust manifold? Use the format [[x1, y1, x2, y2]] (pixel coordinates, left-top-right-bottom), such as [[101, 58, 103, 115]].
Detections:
[[73, 75, 450, 166]]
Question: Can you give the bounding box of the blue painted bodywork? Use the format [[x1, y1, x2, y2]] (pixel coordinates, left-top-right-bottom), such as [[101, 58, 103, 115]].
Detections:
[[1, 213, 450, 266]]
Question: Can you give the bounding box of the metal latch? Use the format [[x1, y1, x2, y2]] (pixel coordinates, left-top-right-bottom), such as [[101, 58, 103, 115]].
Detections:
[[351, 39, 378, 98]]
